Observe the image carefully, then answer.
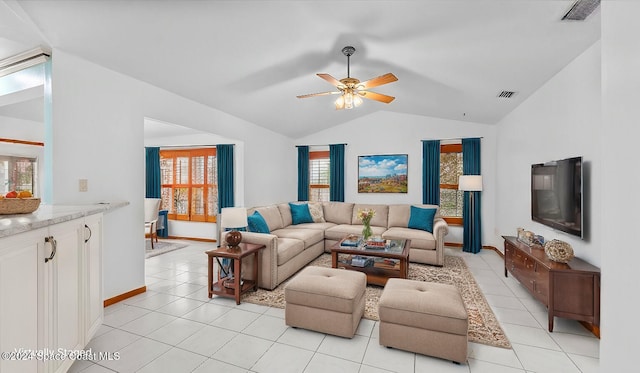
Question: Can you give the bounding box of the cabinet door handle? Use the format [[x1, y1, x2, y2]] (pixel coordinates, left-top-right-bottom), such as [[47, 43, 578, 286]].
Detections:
[[44, 236, 57, 263], [84, 224, 92, 243]]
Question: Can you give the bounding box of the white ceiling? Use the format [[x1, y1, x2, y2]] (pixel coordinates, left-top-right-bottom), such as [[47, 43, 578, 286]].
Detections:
[[0, 0, 601, 138]]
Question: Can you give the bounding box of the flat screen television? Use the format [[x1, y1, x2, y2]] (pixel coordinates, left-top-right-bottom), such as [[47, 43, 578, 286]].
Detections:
[[531, 156, 583, 238]]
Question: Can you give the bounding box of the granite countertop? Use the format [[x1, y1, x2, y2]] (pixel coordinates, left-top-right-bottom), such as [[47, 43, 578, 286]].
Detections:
[[0, 201, 129, 239]]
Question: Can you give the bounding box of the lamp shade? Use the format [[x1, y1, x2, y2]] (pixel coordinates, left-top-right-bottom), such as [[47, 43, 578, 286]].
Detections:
[[220, 207, 248, 229], [458, 175, 483, 191]]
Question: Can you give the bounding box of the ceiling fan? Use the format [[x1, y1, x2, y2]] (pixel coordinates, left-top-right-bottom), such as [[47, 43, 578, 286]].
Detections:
[[297, 46, 398, 110]]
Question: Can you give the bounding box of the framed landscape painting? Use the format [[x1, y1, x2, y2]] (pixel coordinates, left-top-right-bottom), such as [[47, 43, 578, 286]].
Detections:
[[358, 154, 408, 193]]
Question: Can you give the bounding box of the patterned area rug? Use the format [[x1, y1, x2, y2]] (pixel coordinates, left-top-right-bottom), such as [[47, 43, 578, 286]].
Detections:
[[145, 240, 187, 258], [242, 253, 511, 349]]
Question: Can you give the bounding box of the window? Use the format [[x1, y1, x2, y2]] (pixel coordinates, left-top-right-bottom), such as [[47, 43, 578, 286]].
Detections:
[[0, 156, 37, 195], [309, 151, 330, 202], [160, 148, 217, 222], [440, 144, 463, 225]]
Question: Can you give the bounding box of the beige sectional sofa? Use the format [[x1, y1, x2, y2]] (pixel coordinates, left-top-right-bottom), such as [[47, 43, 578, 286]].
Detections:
[[240, 202, 449, 290]]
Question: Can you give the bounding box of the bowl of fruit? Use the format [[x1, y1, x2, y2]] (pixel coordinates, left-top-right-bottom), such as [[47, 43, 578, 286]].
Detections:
[[0, 191, 41, 215]]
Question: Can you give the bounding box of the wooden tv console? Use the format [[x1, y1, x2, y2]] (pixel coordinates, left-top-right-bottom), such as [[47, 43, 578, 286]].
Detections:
[[503, 236, 600, 332]]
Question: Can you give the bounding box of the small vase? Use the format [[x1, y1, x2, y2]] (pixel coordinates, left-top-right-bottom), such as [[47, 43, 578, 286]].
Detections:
[[362, 223, 372, 241]]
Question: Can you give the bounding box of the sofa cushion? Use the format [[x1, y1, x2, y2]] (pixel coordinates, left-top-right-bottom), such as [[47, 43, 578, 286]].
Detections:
[[254, 205, 285, 231], [308, 202, 326, 223], [277, 203, 293, 227], [247, 211, 270, 233], [286, 222, 336, 231], [271, 227, 324, 248], [322, 202, 354, 224], [290, 202, 314, 224], [388, 204, 441, 228], [276, 237, 305, 266], [352, 204, 389, 227], [382, 227, 437, 250], [408, 206, 437, 233]]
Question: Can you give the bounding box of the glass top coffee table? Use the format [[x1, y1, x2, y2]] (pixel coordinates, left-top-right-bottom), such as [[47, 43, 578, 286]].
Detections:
[[330, 236, 411, 286]]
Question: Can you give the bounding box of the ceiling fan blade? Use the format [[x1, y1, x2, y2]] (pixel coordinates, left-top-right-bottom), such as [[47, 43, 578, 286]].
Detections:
[[360, 90, 395, 104], [317, 73, 344, 87], [297, 91, 342, 99], [359, 73, 398, 89]]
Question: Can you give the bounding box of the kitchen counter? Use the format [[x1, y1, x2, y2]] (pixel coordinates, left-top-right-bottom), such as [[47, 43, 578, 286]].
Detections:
[[0, 201, 129, 238]]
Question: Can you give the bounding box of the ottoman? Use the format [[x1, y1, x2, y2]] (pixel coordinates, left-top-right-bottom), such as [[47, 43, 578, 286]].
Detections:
[[284, 266, 366, 338], [378, 279, 468, 363]]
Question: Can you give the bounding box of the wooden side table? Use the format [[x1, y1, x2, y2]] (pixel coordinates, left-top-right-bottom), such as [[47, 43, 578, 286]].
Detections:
[[205, 242, 265, 304]]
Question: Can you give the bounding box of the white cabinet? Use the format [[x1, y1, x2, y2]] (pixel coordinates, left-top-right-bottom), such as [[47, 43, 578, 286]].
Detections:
[[0, 213, 104, 373], [44, 219, 84, 373], [0, 228, 44, 373], [83, 214, 103, 342]]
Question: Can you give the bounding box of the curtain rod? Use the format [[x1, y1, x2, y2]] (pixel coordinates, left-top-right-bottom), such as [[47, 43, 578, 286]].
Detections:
[[421, 137, 484, 142], [295, 143, 347, 147]]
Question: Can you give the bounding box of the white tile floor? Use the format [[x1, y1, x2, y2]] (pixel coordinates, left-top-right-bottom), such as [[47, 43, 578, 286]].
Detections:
[[70, 241, 600, 373]]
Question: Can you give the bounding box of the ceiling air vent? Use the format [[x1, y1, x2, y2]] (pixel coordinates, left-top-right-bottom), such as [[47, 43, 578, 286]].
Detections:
[[497, 91, 517, 99], [562, 0, 600, 21]]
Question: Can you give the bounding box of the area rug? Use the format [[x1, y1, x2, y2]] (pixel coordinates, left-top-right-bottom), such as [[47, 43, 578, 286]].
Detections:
[[241, 254, 511, 349], [145, 240, 187, 258]]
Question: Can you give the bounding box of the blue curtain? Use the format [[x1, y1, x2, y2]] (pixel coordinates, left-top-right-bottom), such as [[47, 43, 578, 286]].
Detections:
[[216, 144, 235, 213], [329, 144, 345, 202], [297, 146, 309, 201], [462, 138, 482, 253], [422, 140, 440, 205], [145, 147, 161, 198]]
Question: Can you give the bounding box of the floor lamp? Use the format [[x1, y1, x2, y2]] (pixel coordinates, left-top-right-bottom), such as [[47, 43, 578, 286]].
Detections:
[[459, 175, 483, 252]]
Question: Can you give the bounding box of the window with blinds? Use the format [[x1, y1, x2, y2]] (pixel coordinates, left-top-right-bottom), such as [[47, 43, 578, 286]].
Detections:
[[309, 151, 330, 202], [160, 148, 217, 222], [440, 143, 463, 225]]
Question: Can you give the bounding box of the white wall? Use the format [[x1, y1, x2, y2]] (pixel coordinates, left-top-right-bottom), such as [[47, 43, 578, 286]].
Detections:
[[600, 2, 640, 371], [296, 111, 498, 247], [495, 41, 602, 267], [51, 49, 295, 299]]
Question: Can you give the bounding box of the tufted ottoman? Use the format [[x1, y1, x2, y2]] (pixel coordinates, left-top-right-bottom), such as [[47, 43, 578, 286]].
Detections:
[[284, 266, 366, 338], [378, 279, 468, 363]]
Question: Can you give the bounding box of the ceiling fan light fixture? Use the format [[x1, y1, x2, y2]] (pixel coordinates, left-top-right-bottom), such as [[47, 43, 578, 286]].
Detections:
[[335, 95, 345, 110], [335, 89, 363, 110]]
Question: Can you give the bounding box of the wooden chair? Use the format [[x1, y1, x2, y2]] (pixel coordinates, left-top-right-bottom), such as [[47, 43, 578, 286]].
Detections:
[[144, 198, 162, 249]]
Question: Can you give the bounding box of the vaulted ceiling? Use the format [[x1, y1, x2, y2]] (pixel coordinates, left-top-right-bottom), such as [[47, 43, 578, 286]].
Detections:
[[0, 1, 600, 138]]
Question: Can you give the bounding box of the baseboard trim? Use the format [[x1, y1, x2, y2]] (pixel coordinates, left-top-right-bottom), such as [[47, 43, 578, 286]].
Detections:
[[166, 236, 217, 243], [580, 322, 601, 338], [445, 242, 501, 256], [483, 245, 503, 257], [103, 286, 146, 307]]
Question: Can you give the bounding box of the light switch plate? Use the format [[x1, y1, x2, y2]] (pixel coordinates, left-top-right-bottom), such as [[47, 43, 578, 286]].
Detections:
[[79, 179, 88, 192]]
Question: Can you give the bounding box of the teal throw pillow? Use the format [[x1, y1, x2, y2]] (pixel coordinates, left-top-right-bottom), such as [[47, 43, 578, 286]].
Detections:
[[408, 206, 437, 233], [289, 202, 314, 225], [247, 211, 270, 233]]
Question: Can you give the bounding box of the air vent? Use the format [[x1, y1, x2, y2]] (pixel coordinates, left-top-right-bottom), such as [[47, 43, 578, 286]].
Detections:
[[497, 91, 517, 99], [562, 0, 600, 21]]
